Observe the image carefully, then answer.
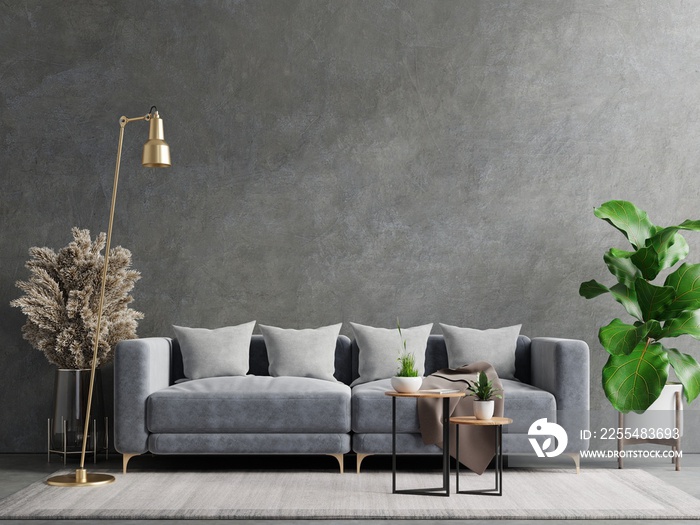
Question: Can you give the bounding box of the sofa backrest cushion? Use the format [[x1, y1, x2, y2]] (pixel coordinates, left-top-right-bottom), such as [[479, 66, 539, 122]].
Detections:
[[259, 323, 343, 382], [350, 334, 532, 384], [171, 334, 354, 385], [349, 322, 433, 386], [172, 322, 256, 379], [439, 323, 522, 380]]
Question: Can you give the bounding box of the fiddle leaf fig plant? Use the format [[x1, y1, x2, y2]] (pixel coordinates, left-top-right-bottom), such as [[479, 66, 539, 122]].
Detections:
[[580, 200, 700, 413]]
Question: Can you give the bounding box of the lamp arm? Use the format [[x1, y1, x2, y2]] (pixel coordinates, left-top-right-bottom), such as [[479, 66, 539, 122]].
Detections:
[[77, 112, 149, 472], [120, 113, 151, 127]]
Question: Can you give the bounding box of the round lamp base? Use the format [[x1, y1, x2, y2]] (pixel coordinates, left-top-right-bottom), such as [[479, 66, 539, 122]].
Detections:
[[46, 469, 115, 487]]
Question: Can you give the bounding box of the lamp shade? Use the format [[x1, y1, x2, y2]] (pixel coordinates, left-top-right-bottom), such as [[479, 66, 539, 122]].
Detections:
[[142, 112, 171, 168]]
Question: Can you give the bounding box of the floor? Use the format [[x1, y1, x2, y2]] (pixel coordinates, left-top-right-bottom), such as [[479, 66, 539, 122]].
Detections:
[[0, 452, 698, 524]]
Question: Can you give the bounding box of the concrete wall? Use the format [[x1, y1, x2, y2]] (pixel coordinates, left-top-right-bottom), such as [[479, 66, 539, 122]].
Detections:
[[2, 0, 700, 452]]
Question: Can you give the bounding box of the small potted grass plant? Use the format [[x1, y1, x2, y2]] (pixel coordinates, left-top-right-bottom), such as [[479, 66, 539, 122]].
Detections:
[[391, 319, 422, 393], [465, 371, 502, 420]]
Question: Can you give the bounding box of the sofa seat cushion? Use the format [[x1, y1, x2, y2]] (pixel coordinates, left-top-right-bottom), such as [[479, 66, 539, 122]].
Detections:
[[351, 378, 556, 434], [352, 378, 421, 433], [500, 379, 556, 433], [149, 432, 351, 455], [147, 376, 351, 433]]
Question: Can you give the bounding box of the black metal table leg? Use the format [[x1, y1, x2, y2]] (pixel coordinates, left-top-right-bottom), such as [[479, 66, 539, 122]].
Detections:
[[392, 396, 396, 493], [442, 396, 450, 496], [496, 425, 503, 496], [392, 395, 451, 496], [456, 422, 504, 496], [456, 421, 460, 492]]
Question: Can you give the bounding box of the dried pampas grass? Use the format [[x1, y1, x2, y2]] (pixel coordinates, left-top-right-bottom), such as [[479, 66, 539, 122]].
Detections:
[[11, 227, 143, 369]]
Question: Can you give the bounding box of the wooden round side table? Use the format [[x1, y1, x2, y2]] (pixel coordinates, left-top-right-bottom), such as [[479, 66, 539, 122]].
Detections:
[[449, 415, 512, 496]]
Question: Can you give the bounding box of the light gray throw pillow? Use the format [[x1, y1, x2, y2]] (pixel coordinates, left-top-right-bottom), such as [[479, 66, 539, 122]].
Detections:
[[259, 323, 342, 382], [439, 323, 522, 379], [173, 321, 256, 380], [350, 322, 433, 386]]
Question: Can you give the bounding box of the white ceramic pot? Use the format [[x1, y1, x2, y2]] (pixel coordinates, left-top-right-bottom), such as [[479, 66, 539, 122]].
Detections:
[[625, 382, 684, 436], [473, 399, 495, 420], [391, 376, 423, 393]]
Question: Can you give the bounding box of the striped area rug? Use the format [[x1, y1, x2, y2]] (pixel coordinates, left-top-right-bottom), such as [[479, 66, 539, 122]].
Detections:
[[1, 468, 699, 519]]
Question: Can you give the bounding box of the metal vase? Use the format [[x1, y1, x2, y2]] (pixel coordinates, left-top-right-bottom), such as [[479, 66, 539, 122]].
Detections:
[[50, 369, 105, 452]]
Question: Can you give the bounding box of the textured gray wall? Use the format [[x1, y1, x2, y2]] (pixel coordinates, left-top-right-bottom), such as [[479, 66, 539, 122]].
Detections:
[[2, 1, 700, 452]]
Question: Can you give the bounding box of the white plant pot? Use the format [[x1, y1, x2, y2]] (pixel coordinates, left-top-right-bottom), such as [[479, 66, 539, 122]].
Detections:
[[624, 382, 683, 436], [391, 376, 423, 393], [473, 400, 495, 420]]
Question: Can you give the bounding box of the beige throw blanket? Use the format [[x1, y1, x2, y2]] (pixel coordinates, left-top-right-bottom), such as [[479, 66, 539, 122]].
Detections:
[[417, 362, 504, 475]]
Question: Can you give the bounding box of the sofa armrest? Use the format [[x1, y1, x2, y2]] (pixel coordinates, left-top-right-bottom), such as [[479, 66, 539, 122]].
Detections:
[[530, 337, 590, 452], [114, 337, 172, 455]]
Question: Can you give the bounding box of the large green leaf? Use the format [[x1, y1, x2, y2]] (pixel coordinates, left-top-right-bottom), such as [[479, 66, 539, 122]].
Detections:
[[661, 233, 690, 272], [604, 248, 641, 287], [662, 310, 700, 340], [579, 279, 610, 299], [609, 283, 643, 321], [634, 219, 700, 279], [598, 318, 654, 356], [580, 280, 643, 321], [602, 341, 669, 413], [594, 201, 656, 250], [663, 263, 700, 318], [635, 278, 675, 321], [631, 230, 689, 281], [667, 347, 700, 403], [677, 219, 700, 232]]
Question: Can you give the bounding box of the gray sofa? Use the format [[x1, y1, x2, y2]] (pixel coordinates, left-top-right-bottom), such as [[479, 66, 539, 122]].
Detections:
[[114, 333, 589, 473]]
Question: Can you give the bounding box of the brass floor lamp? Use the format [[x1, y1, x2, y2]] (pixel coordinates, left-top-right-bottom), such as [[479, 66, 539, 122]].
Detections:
[[47, 107, 171, 487]]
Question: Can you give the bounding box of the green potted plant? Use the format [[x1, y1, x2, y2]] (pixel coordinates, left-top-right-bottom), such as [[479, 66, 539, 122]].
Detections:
[[579, 200, 700, 413], [465, 371, 502, 420], [391, 319, 423, 393]]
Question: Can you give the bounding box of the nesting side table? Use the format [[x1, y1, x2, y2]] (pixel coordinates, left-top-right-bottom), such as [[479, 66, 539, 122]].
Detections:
[[385, 390, 465, 496]]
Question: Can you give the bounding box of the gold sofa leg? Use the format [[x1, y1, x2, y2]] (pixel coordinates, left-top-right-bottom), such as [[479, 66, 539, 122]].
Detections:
[[122, 453, 140, 474], [356, 453, 372, 473], [327, 453, 344, 473], [565, 452, 580, 474]]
